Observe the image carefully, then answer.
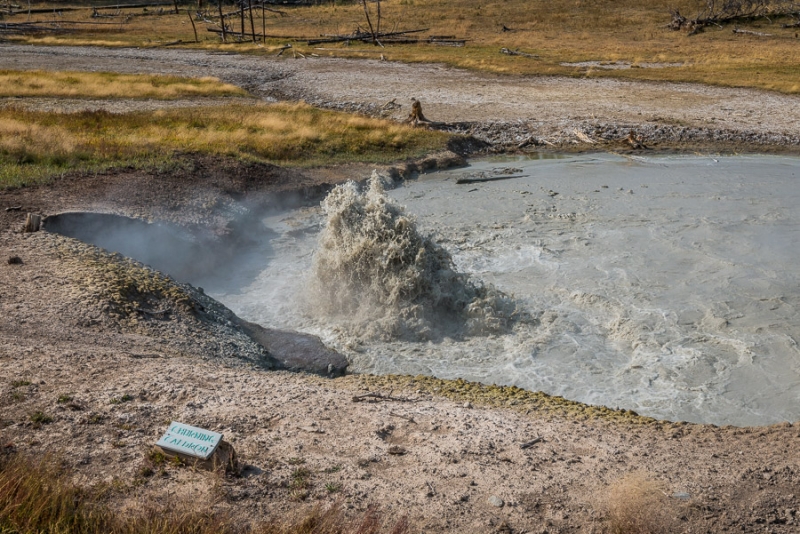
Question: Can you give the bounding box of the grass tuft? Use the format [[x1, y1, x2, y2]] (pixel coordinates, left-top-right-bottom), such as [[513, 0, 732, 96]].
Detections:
[[599, 472, 677, 534], [29, 411, 53, 425]]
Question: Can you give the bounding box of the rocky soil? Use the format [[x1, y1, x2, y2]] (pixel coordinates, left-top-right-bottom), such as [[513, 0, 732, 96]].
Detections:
[[1, 44, 800, 532]]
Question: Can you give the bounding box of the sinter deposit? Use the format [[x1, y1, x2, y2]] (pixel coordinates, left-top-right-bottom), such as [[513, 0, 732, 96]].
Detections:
[[212, 154, 800, 427]]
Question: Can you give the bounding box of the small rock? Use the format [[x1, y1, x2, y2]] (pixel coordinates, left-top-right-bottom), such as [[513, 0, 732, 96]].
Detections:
[[388, 445, 407, 455], [488, 494, 504, 507], [464, 401, 472, 409], [7, 256, 23, 265], [672, 491, 691, 500]]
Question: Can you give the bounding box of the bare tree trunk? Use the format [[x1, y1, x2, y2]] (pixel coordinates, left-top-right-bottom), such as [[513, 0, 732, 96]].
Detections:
[[247, 0, 255, 42], [240, 1, 244, 38], [261, 0, 265, 42], [360, 0, 375, 43], [188, 9, 198, 41], [218, 0, 226, 41]]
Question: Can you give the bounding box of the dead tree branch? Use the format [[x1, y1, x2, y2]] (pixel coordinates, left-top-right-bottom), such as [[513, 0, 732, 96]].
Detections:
[[351, 391, 416, 403], [732, 26, 773, 33], [500, 47, 539, 58], [305, 27, 428, 45], [670, 0, 799, 33]]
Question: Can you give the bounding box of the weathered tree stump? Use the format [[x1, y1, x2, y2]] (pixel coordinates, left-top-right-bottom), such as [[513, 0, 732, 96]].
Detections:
[[23, 213, 41, 233], [407, 98, 428, 125]]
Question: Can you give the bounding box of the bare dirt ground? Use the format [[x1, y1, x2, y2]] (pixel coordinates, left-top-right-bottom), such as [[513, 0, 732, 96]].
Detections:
[[2, 45, 800, 533]]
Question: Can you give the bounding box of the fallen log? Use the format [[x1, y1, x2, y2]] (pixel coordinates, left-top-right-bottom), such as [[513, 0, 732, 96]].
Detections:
[[10, 1, 171, 14], [732, 27, 772, 36], [380, 37, 466, 46], [207, 27, 271, 39], [306, 27, 428, 45], [0, 22, 74, 34], [455, 174, 528, 185], [669, 5, 798, 34], [220, 3, 286, 19]]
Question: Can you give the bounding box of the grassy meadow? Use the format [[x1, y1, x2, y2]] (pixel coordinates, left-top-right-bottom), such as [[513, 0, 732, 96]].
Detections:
[[0, 99, 449, 188], [4, 0, 800, 93]]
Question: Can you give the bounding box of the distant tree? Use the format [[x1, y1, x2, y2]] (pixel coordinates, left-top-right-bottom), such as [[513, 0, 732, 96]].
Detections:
[[360, 0, 382, 44]]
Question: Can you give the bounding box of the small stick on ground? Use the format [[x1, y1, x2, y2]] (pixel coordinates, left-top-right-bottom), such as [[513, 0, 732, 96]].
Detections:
[[520, 436, 544, 449], [352, 391, 416, 403]]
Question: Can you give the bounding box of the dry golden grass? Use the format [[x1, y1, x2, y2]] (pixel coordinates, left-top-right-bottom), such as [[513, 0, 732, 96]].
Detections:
[[0, 452, 408, 534], [0, 102, 449, 188], [597, 472, 678, 534], [0, 69, 247, 99], [6, 0, 800, 93]]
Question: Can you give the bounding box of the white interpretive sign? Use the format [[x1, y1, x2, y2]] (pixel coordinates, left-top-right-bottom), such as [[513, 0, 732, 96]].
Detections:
[[156, 421, 222, 460]]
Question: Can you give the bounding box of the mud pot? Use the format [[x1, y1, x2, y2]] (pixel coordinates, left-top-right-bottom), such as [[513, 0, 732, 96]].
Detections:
[[201, 153, 800, 427]]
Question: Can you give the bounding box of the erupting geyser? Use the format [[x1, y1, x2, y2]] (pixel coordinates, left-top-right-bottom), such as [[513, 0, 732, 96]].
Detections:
[[307, 176, 528, 341]]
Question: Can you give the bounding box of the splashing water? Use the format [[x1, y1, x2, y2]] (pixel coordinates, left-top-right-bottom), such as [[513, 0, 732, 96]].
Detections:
[[306, 176, 527, 341]]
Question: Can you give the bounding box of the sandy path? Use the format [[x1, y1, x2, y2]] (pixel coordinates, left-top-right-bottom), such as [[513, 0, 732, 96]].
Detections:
[[2, 44, 800, 149]]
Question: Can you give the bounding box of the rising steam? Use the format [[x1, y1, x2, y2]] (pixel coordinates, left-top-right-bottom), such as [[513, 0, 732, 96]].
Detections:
[[307, 175, 527, 340]]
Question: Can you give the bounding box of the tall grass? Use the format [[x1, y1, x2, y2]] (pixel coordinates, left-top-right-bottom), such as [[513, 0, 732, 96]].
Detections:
[[0, 102, 450, 188], [0, 70, 247, 99], [0, 452, 408, 534]]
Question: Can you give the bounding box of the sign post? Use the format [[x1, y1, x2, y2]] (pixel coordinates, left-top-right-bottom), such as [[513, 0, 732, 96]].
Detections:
[[154, 421, 236, 472]]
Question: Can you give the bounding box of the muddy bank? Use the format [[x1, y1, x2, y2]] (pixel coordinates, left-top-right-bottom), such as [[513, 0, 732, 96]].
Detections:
[[0, 152, 464, 377]]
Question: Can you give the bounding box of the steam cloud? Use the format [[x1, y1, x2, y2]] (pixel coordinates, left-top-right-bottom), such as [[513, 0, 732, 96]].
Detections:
[[307, 175, 527, 341]]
